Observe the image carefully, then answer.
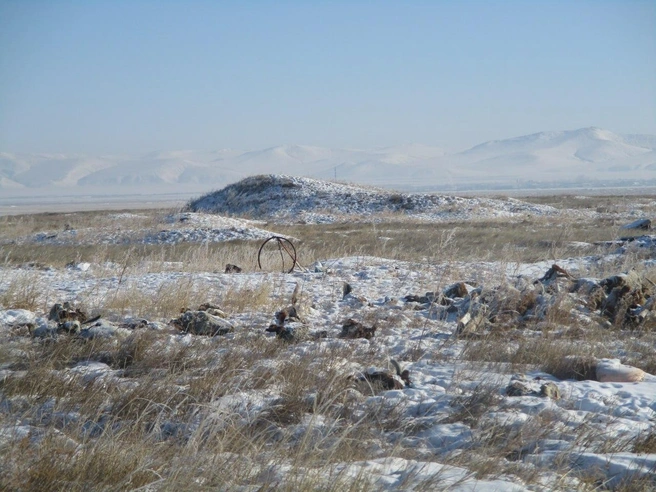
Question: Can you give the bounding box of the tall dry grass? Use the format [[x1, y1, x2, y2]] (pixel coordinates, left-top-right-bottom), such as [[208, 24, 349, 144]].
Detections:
[[2, 198, 656, 489]]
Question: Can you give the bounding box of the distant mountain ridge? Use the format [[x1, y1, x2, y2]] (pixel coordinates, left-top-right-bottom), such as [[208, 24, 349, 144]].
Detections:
[[2, 127, 655, 194]]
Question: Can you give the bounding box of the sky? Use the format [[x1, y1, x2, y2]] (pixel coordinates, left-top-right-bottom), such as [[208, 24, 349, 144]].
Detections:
[[0, 0, 654, 154]]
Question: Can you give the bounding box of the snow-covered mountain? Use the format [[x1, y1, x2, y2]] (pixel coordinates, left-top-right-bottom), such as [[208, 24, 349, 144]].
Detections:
[[2, 128, 655, 194]]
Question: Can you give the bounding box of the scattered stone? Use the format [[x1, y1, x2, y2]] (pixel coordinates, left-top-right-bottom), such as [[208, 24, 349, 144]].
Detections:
[[339, 319, 376, 340], [537, 264, 575, 284], [118, 319, 149, 330], [32, 323, 58, 339], [65, 262, 91, 272], [342, 282, 352, 299], [68, 361, 115, 385], [197, 303, 228, 318], [444, 282, 474, 299], [539, 382, 561, 400], [506, 380, 534, 397], [571, 278, 602, 295], [407, 265, 656, 334], [171, 310, 235, 336], [621, 218, 651, 230], [352, 360, 411, 391], [600, 271, 644, 292], [505, 375, 560, 399], [0, 309, 37, 331], [265, 324, 295, 342], [357, 371, 405, 391], [58, 320, 81, 334], [48, 302, 87, 323], [81, 315, 102, 325], [275, 306, 301, 325], [20, 261, 51, 271], [78, 322, 129, 340], [601, 285, 632, 320], [455, 311, 486, 337], [403, 292, 437, 304]]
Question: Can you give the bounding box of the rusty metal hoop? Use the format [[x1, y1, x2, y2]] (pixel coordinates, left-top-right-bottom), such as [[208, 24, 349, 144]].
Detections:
[[257, 236, 297, 273]]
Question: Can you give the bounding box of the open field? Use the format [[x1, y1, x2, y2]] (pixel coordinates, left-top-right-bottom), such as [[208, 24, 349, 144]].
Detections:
[[1, 185, 656, 491]]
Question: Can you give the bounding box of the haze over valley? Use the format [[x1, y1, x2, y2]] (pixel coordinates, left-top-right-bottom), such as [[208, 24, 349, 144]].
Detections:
[[2, 127, 656, 205]]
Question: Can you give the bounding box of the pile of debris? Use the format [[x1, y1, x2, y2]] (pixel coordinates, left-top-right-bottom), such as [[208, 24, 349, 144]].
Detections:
[[404, 264, 656, 336]]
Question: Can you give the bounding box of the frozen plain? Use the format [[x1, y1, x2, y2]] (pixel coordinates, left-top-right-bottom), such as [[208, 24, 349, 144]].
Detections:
[[0, 176, 655, 490]]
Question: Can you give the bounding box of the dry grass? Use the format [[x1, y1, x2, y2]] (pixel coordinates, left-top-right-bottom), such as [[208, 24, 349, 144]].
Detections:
[[0, 196, 638, 272], [0, 270, 49, 311], [0, 332, 405, 490], [2, 198, 656, 489]]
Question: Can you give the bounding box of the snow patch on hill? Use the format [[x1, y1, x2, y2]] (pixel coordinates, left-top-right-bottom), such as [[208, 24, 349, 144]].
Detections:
[[187, 175, 560, 224]]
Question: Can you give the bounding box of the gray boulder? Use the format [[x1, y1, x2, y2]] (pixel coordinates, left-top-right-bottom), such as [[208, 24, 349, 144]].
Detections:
[[171, 310, 235, 336]]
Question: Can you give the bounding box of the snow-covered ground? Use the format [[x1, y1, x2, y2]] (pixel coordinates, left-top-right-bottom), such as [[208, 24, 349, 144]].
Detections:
[[188, 175, 565, 224], [1, 211, 287, 246], [1, 178, 655, 490]]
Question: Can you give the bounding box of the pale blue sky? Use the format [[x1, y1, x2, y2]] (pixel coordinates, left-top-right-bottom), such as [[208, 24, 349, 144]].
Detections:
[[1, 0, 654, 153]]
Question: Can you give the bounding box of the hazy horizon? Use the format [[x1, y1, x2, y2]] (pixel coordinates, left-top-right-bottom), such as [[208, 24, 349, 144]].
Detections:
[[1, 1, 654, 155]]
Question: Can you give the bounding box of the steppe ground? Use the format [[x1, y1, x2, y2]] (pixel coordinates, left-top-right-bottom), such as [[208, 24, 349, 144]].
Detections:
[[0, 193, 648, 269], [1, 192, 656, 491]]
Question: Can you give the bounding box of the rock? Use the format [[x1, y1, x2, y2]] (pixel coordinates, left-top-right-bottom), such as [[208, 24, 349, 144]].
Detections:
[[601, 285, 632, 320], [339, 319, 376, 340], [48, 302, 87, 323], [265, 324, 295, 342], [600, 271, 643, 293], [78, 323, 129, 340], [444, 282, 474, 299], [571, 278, 602, 295], [537, 264, 575, 284], [505, 376, 561, 399], [0, 309, 37, 330], [275, 306, 301, 325], [621, 219, 651, 230], [455, 311, 486, 337], [403, 292, 437, 304], [595, 359, 646, 383], [58, 320, 81, 334], [539, 382, 561, 400], [118, 319, 149, 330], [171, 310, 235, 336], [352, 360, 411, 392], [32, 324, 58, 339], [76, 262, 91, 272], [506, 380, 534, 397], [357, 371, 405, 391], [197, 303, 228, 318], [68, 361, 114, 384], [266, 321, 311, 342]]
